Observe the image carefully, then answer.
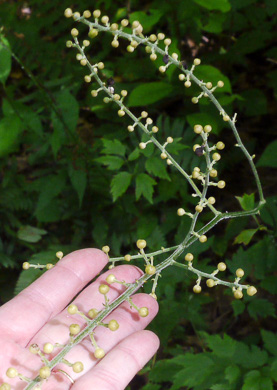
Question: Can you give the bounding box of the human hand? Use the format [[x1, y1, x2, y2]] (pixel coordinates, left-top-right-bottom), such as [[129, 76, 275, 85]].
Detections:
[[0, 249, 159, 390]]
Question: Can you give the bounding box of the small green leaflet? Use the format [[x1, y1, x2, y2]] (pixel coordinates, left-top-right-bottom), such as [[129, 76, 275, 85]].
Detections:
[[145, 156, 171, 180], [236, 193, 255, 211], [234, 229, 258, 245], [111, 172, 132, 201], [95, 156, 124, 170], [101, 139, 126, 156], [17, 225, 47, 243], [128, 82, 173, 107], [135, 173, 157, 203]]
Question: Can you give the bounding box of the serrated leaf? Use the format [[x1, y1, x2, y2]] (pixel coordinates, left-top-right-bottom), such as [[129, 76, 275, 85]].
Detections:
[[135, 173, 157, 203], [234, 229, 258, 245], [101, 139, 126, 156], [95, 155, 124, 170], [128, 82, 173, 107], [145, 156, 171, 180], [242, 370, 261, 390], [261, 330, 277, 356], [36, 174, 67, 212], [236, 193, 255, 211], [225, 365, 241, 384], [128, 148, 140, 161], [17, 225, 47, 243], [248, 299, 276, 320], [257, 140, 277, 168], [111, 172, 132, 201], [0, 36, 12, 84], [68, 166, 87, 207], [202, 332, 237, 358]]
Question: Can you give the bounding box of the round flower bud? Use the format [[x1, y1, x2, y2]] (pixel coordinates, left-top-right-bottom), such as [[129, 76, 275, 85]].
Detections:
[[114, 94, 121, 101], [23, 262, 30, 270], [218, 180, 226, 189], [152, 126, 159, 133], [193, 144, 201, 152], [212, 153, 221, 161], [43, 343, 54, 354], [80, 59, 87, 66], [164, 38, 171, 46], [194, 124, 203, 134], [206, 82, 213, 89], [141, 111, 148, 118], [216, 141, 225, 150], [83, 40, 90, 47], [172, 53, 178, 60], [217, 80, 224, 88], [192, 171, 200, 179], [121, 19, 129, 27], [195, 205, 203, 213], [127, 125, 134, 132], [112, 40, 119, 48], [146, 118, 153, 124], [121, 90, 128, 97], [29, 343, 39, 354], [145, 46, 152, 53], [210, 169, 217, 177], [56, 251, 63, 259], [71, 28, 79, 37], [208, 197, 216, 205], [159, 66, 166, 73], [131, 40, 138, 48], [110, 23, 118, 31], [88, 28, 98, 38], [223, 115, 230, 122], [194, 167, 200, 172], [138, 307, 149, 317], [217, 262, 226, 271], [103, 97, 110, 103], [76, 53, 83, 61], [127, 45, 135, 52], [193, 285, 202, 294], [199, 235, 207, 243], [177, 208, 185, 216], [150, 53, 157, 61], [124, 254, 131, 261], [194, 58, 201, 65], [69, 324, 81, 335], [73, 362, 84, 373], [91, 90, 98, 97], [137, 239, 147, 249], [93, 10, 101, 18], [108, 319, 119, 331], [118, 109, 125, 117], [83, 10, 91, 18], [139, 142, 146, 150], [64, 8, 73, 18], [132, 20, 140, 28], [39, 366, 51, 379], [97, 62, 104, 69], [68, 304, 78, 315], [206, 279, 215, 288], [73, 12, 81, 20], [234, 290, 243, 299], [94, 348, 105, 359], [101, 15, 109, 24], [167, 159, 172, 165], [88, 308, 98, 319], [102, 245, 110, 253], [191, 97, 198, 104], [99, 284, 110, 295], [160, 152, 167, 159], [6, 368, 18, 378], [185, 80, 191, 88], [106, 274, 116, 284], [179, 74, 185, 81], [0, 383, 11, 390], [204, 125, 212, 133], [236, 268, 244, 278], [66, 40, 73, 48], [145, 265, 156, 275], [149, 34, 157, 42], [84, 75, 91, 83], [185, 253, 194, 262], [247, 286, 257, 296], [167, 136, 173, 143], [157, 33, 165, 40]]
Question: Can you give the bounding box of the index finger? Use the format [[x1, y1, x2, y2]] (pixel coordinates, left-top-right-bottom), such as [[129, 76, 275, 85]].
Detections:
[[0, 248, 108, 346]]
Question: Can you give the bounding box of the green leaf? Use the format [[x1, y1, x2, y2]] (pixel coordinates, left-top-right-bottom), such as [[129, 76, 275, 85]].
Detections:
[[236, 193, 255, 211], [0, 37, 12, 84], [128, 82, 173, 107], [95, 156, 124, 170], [248, 299, 276, 320], [257, 140, 277, 168], [225, 365, 241, 384], [186, 112, 220, 134], [128, 148, 140, 161], [261, 330, 277, 356], [145, 156, 171, 180], [242, 370, 261, 390], [101, 139, 126, 156], [232, 300, 245, 316], [36, 174, 67, 212], [193, 0, 231, 12], [0, 116, 22, 157], [111, 172, 132, 201], [202, 332, 237, 358], [270, 359, 277, 381], [194, 65, 232, 93], [234, 229, 258, 245], [129, 10, 163, 32], [135, 173, 157, 203], [17, 225, 47, 243], [68, 166, 87, 207]]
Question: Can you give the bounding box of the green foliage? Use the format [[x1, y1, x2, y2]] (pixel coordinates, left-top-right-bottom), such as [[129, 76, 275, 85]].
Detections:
[[0, 1, 276, 389]]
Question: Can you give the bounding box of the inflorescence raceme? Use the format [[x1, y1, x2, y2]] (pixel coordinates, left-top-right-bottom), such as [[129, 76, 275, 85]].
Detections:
[[4, 7, 265, 390]]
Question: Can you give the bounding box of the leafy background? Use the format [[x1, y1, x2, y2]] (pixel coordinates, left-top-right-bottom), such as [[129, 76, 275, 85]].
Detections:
[[0, 0, 277, 389]]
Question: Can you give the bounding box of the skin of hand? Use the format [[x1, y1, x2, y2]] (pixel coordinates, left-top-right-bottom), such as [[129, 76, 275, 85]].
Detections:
[[0, 248, 159, 390]]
